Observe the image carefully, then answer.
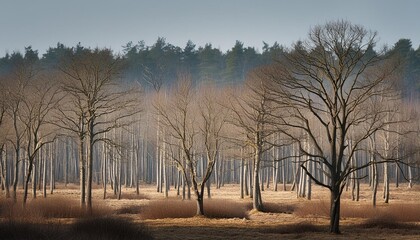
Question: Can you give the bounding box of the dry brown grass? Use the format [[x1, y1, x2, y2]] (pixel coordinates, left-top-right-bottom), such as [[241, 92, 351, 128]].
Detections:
[[116, 205, 143, 214], [356, 217, 419, 229], [106, 192, 150, 200], [141, 198, 195, 219], [0, 196, 111, 220], [203, 199, 249, 219], [141, 198, 249, 219], [1, 183, 419, 239], [295, 200, 420, 222], [261, 202, 296, 214], [294, 200, 330, 217]]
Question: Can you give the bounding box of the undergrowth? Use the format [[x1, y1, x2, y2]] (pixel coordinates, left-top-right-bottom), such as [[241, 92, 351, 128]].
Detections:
[[141, 198, 249, 219], [295, 200, 420, 222], [106, 192, 150, 200], [0, 196, 111, 220], [0, 217, 153, 240]]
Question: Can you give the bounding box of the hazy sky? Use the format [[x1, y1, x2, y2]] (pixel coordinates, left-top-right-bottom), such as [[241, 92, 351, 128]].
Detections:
[[1, 0, 419, 56]]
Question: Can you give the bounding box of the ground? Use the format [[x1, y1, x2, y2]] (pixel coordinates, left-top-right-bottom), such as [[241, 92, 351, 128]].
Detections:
[[1, 182, 420, 239]]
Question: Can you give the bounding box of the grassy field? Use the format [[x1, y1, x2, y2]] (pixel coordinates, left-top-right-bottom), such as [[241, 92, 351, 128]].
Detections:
[[1, 183, 419, 239]]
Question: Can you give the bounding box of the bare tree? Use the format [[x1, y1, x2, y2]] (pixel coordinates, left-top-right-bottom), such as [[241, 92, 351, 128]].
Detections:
[[3, 51, 38, 202], [265, 20, 403, 233], [57, 47, 141, 212], [0, 81, 10, 198], [154, 77, 198, 211], [54, 85, 87, 206], [20, 74, 60, 204], [142, 63, 165, 194], [154, 75, 224, 216], [225, 72, 281, 211], [197, 83, 227, 206]]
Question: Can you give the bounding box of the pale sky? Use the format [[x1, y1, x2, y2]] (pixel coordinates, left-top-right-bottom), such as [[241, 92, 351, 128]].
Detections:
[[1, 0, 419, 56]]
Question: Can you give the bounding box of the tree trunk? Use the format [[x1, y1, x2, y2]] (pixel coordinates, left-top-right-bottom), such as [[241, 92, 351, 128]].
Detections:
[[244, 160, 249, 196], [182, 172, 186, 200], [383, 129, 390, 203], [50, 144, 55, 194], [306, 161, 312, 200], [103, 141, 107, 199], [330, 185, 341, 233], [23, 158, 36, 205], [290, 144, 299, 191], [206, 178, 211, 198], [214, 154, 219, 189], [196, 194, 204, 216], [383, 162, 390, 203], [248, 159, 253, 198], [135, 141, 140, 195], [351, 154, 359, 201], [38, 151, 43, 191], [124, 149, 128, 188], [113, 150, 117, 196], [32, 156, 37, 199], [117, 151, 122, 200], [1, 147, 10, 198], [187, 183, 191, 200], [195, 182, 206, 216], [372, 162, 378, 207], [43, 147, 47, 198], [274, 159, 279, 192], [162, 135, 168, 198], [79, 136, 86, 207], [64, 138, 69, 187], [12, 147, 20, 202], [86, 119, 94, 213], [129, 143, 133, 188], [252, 145, 263, 211], [370, 136, 378, 207], [265, 165, 270, 190], [408, 166, 413, 188], [282, 152, 287, 191], [240, 157, 244, 199], [156, 116, 161, 193], [395, 163, 399, 188]]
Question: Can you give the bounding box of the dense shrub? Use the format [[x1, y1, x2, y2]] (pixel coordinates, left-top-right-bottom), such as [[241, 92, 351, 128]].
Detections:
[[260, 202, 296, 214], [203, 199, 249, 219], [141, 198, 195, 219], [141, 198, 249, 219]]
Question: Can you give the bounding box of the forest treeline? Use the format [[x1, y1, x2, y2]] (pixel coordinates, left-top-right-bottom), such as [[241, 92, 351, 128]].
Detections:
[[0, 21, 419, 234], [1, 37, 420, 94]]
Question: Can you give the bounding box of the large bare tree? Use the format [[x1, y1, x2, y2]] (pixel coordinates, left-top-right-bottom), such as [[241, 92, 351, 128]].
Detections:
[[57, 47, 140, 212], [265, 20, 402, 233]]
